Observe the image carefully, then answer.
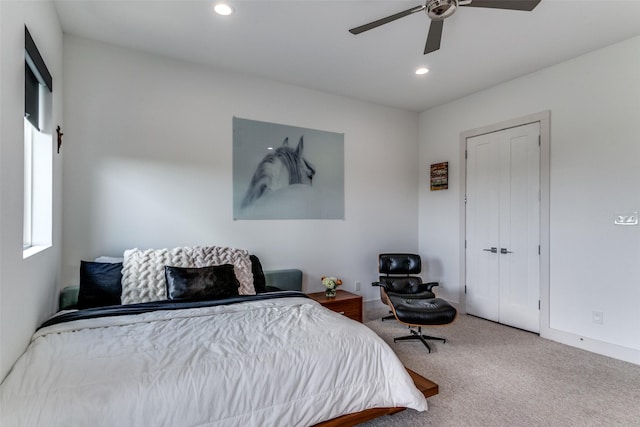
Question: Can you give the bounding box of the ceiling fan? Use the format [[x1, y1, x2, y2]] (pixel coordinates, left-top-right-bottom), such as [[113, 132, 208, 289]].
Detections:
[[349, 0, 542, 55]]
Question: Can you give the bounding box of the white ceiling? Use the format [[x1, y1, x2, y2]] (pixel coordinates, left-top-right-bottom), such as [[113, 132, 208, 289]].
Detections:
[[53, 0, 640, 112]]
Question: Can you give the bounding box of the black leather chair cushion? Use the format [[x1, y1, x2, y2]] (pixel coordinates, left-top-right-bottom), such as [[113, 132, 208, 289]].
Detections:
[[380, 276, 420, 293], [379, 253, 421, 275], [379, 277, 436, 298], [389, 296, 457, 325]]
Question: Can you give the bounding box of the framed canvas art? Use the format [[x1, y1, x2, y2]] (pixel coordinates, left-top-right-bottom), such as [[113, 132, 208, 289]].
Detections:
[[233, 117, 345, 220]]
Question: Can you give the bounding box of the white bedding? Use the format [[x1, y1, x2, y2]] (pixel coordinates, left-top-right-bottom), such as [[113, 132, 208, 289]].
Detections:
[[0, 296, 427, 426]]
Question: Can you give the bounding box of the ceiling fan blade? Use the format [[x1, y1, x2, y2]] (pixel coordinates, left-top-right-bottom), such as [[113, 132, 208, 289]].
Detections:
[[349, 5, 426, 35], [461, 0, 541, 11], [424, 20, 444, 54]]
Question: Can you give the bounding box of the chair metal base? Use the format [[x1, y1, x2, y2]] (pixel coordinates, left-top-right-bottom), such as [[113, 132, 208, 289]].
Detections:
[[381, 311, 395, 321], [393, 326, 447, 353]]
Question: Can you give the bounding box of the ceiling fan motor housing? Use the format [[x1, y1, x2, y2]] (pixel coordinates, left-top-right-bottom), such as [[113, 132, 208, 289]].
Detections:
[[426, 0, 458, 20]]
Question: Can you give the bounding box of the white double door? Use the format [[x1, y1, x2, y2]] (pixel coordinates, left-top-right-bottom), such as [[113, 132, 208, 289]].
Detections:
[[465, 122, 540, 333]]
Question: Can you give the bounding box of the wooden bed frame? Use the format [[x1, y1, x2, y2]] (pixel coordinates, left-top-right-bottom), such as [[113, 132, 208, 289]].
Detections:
[[313, 369, 438, 427]]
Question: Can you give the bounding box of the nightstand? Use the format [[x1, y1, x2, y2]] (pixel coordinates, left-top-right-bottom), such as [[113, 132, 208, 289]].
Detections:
[[307, 290, 363, 323]]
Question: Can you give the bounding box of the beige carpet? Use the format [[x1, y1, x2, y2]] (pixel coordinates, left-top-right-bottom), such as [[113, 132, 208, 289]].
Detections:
[[360, 309, 640, 426]]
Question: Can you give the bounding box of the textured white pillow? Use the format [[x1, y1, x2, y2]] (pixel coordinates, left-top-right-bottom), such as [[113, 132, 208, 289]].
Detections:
[[121, 246, 255, 305], [94, 256, 125, 264], [191, 246, 254, 297]]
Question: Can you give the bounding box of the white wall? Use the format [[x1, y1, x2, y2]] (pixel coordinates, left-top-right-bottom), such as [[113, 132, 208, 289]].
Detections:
[[419, 36, 640, 364], [0, 0, 63, 380], [62, 36, 419, 305]]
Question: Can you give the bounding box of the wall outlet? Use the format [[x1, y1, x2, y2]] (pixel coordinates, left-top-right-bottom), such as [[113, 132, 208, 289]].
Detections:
[[354, 281, 361, 291], [592, 311, 603, 325]]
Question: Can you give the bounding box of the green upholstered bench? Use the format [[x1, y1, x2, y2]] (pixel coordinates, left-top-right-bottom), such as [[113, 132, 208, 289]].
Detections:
[[59, 268, 303, 311], [263, 268, 303, 292]]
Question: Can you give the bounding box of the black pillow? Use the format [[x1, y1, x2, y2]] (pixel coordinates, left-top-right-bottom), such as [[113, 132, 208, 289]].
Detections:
[[250, 254, 266, 293], [165, 264, 240, 301], [77, 261, 123, 309]]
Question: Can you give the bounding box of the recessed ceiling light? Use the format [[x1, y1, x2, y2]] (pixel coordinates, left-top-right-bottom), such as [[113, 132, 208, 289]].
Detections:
[[415, 67, 429, 75], [213, 3, 234, 16]]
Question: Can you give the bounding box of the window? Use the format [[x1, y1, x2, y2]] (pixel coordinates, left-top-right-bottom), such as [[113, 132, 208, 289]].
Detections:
[[23, 26, 53, 257], [23, 118, 34, 248]]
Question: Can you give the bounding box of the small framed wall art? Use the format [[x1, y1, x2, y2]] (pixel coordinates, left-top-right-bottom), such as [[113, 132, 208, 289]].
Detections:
[[430, 162, 448, 191]]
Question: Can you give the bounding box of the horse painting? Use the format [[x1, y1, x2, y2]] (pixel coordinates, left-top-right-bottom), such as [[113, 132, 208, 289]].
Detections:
[[240, 136, 316, 210]]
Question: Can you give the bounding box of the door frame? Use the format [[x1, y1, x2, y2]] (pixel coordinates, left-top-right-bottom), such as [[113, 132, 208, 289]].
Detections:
[[458, 111, 550, 333]]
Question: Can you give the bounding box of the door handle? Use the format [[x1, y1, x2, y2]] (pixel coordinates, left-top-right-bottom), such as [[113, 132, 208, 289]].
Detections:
[[483, 247, 498, 253], [500, 248, 513, 254]]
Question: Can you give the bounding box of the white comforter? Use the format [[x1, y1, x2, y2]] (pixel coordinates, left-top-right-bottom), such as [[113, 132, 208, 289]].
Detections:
[[1, 296, 427, 426]]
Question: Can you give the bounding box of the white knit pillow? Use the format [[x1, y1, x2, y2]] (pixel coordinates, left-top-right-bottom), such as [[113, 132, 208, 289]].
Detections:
[[192, 246, 254, 296], [121, 246, 255, 305]]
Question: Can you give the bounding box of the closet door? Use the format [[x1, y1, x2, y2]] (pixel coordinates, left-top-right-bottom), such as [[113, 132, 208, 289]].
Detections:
[[466, 122, 540, 333], [465, 133, 501, 322]]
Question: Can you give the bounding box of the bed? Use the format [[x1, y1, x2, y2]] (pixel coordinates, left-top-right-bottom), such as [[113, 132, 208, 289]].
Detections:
[[0, 246, 432, 426]]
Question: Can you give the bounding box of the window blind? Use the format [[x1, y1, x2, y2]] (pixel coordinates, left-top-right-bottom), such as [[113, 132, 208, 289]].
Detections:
[[24, 26, 52, 131]]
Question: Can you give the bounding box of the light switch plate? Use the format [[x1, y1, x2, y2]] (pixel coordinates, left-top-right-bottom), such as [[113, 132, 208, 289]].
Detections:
[[592, 311, 603, 325], [614, 212, 638, 226]]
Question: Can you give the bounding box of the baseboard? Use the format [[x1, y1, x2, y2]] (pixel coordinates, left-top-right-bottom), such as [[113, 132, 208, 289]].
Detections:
[[541, 328, 640, 366], [364, 296, 635, 366], [459, 304, 639, 366]]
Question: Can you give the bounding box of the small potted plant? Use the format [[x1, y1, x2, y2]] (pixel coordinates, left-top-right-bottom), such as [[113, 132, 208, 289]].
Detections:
[[321, 276, 342, 298]]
